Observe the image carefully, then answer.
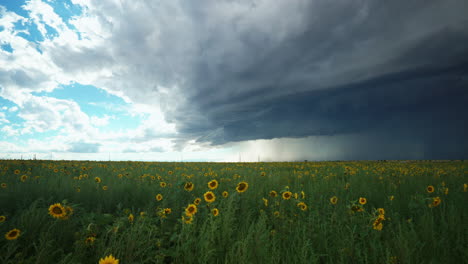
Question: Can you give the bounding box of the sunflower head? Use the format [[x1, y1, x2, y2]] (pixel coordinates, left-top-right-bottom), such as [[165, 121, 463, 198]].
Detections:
[[377, 208, 385, 215], [14, 169, 20, 175], [59, 206, 74, 220], [185, 204, 198, 217], [204, 191, 216, 203], [297, 202, 307, 211], [351, 205, 364, 213], [99, 254, 119, 264], [94, 177, 102, 183], [359, 197, 367, 205], [194, 198, 201, 205], [429, 197, 442, 208], [427, 185, 434, 193], [282, 191, 292, 200], [85, 236, 96, 245], [208, 179, 219, 190], [184, 182, 194, 191], [5, 228, 20, 240], [164, 208, 172, 215], [269, 190, 278, 198], [373, 214, 385, 231], [236, 181, 249, 193], [20, 175, 28, 182], [222, 191, 229, 198], [155, 194, 163, 201], [160, 182, 167, 188], [128, 213, 134, 222], [102, 186, 108, 191], [0, 215, 5, 222], [262, 198, 268, 207], [49, 203, 67, 219], [182, 215, 193, 224], [330, 196, 338, 205], [1, 183, 6, 188], [212, 208, 219, 216]]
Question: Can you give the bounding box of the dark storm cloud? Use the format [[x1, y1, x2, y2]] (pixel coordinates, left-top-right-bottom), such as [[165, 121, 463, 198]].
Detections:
[[156, 0, 468, 158]]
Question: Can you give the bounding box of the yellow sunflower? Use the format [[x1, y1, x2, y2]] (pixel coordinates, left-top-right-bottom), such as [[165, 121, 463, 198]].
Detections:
[[85, 236, 96, 245], [128, 213, 134, 222], [102, 186, 108, 191], [429, 197, 442, 208], [164, 208, 172, 215], [0, 215, 6, 222], [184, 182, 194, 191], [185, 204, 198, 217], [20, 175, 28, 182], [282, 191, 292, 200], [301, 191, 305, 199], [14, 169, 20, 175], [160, 182, 167, 188], [236, 181, 249, 193], [48, 203, 67, 219], [297, 202, 307, 211], [222, 191, 229, 198], [204, 191, 216, 203], [330, 196, 338, 205], [427, 185, 434, 193], [59, 206, 74, 220], [269, 190, 278, 198], [99, 254, 119, 264], [182, 215, 193, 224], [155, 194, 163, 201], [273, 211, 280, 217], [1, 183, 6, 188], [377, 208, 385, 215], [359, 197, 367, 205], [212, 208, 219, 216], [208, 179, 219, 190], [262, 198, 268, 207], [194, 198, 201, 205], [373, 215, 385, 231], [5, 228, 20, 240], [94, 177, 102, 183]]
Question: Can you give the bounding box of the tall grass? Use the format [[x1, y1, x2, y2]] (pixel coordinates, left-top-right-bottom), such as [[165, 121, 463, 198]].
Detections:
[[0, 160, 466, 263]]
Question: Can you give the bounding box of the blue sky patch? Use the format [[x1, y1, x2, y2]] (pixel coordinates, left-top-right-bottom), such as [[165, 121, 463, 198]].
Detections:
[[0, 43, 13, 53]]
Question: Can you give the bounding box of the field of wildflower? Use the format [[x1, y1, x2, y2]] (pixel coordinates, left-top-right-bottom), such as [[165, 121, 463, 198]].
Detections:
[[0, 159, 466, 263]]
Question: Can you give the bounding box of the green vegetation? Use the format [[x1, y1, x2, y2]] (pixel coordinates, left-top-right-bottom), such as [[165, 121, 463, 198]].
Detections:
[[0, 160, 466, 263]]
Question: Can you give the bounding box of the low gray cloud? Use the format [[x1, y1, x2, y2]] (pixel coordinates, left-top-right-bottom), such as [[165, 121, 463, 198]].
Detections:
[[67, 141, 101, 153]]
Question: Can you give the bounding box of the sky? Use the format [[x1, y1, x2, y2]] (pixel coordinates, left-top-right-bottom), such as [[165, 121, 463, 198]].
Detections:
[[0, 0, 467, 162]]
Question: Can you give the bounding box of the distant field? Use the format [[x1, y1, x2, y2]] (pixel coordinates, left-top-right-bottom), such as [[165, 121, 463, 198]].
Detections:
[[0, 160, 466, 263]]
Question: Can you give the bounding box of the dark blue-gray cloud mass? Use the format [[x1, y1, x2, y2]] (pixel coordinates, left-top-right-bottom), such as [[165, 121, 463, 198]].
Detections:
[[154, 0, 468, 159]]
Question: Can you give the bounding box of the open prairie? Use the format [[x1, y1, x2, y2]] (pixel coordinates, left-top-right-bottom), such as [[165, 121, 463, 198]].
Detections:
[[0, 160, 466, 263]]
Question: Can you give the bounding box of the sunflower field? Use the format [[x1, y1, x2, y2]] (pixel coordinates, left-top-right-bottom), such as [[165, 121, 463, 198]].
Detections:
[[0, 160, 466, 263]]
